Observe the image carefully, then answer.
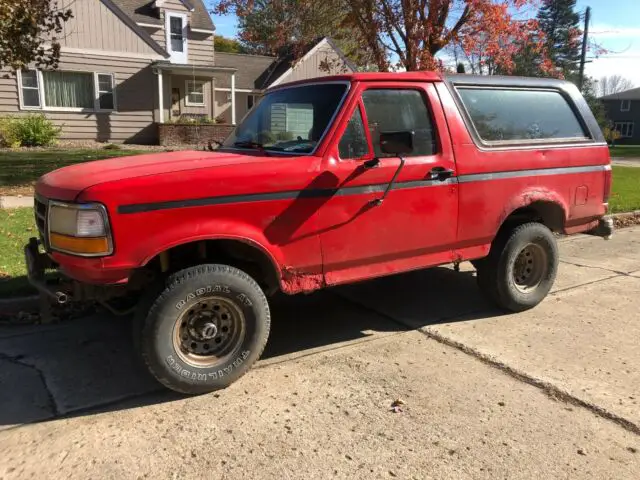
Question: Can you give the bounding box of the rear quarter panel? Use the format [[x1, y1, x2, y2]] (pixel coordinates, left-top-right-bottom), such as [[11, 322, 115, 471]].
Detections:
[[435, 82, 609, 247]]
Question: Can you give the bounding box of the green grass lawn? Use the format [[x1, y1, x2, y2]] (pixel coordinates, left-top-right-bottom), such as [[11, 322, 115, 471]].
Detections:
[[0, 148, 147, 195], [610, 166, 640, 213], [0, 208, 37, 297], [609, 145, 640, 158]]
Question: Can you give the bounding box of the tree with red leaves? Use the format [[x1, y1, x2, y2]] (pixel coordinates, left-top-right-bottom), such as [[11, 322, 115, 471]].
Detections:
[[211, 0, 549, 73]]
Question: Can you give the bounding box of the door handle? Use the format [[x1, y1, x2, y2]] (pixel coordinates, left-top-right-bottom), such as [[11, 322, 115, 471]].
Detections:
[[429, 166, 455, 181], [363, 158, 380, 169]]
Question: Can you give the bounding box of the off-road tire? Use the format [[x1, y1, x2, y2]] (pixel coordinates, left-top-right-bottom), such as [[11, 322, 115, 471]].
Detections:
[[476, 222, 558, 312], [136, 264, 270, 395]]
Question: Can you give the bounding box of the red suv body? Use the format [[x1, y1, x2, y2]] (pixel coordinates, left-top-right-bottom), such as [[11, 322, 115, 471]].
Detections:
[[26, 72, 612, 394]]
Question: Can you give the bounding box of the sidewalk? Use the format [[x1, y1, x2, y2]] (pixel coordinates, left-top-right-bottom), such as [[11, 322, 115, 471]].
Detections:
[[0, 196, 33, 209], [612, 157, 640, 167]]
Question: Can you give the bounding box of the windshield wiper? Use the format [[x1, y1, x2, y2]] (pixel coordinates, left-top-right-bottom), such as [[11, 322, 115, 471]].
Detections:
[[233, 140, 269, 155]]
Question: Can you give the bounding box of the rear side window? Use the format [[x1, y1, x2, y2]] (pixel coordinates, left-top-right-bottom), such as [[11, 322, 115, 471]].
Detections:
[[362, 89, 436, 157], [457, 88, 588, 143]]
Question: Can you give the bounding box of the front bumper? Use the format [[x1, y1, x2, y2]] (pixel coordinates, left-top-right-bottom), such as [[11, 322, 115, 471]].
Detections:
[[586, 216, 614, 239], [24, 237, 70, 303]]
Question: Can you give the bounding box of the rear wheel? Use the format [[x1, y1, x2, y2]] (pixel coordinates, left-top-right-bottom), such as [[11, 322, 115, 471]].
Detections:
[[136, 264, 270, 395], [476, 222, 558, 312]]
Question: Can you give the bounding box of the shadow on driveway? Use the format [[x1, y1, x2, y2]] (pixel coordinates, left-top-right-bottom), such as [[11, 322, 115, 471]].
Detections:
[[0, 266, 503, 428]]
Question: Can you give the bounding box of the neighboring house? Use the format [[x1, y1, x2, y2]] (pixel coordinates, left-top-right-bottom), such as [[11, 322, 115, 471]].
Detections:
[[0, 0, 231, 143], [602, 87, 640, 144], [214, 37, 356, 124], [0, 0, 354, 145]]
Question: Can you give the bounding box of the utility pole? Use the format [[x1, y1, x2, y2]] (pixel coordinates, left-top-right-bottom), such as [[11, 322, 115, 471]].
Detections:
[[578, 6, 591, 91]]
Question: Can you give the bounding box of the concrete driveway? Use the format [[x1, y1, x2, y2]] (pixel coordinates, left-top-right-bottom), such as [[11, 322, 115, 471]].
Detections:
[[1, 228, 639, 479]]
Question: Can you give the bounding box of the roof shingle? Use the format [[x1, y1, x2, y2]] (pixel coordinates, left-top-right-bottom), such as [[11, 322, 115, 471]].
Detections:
[[213, 52, 278, 90], [601, 87, 640, 100], [111, 0, 214, 31]]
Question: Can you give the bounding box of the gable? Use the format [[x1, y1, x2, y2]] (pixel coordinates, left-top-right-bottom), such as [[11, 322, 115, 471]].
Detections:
[[269, 38, 355, 88], [53, 0, 167, 57]]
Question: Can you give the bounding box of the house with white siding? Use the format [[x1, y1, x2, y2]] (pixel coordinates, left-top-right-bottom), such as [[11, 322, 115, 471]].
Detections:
[[0, 0, 353, 144]]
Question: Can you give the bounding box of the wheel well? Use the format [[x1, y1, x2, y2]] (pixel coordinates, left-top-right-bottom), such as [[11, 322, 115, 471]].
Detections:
[[499, 201, 565, 235], [145, 239, 280, 294]]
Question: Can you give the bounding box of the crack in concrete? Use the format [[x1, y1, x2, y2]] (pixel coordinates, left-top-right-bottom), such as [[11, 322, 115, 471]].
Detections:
[[0, 353, 59, 418], [560, 259, 639, 277], [336, 294, 640, 437], [419, 327, 640, 437], [550, 273, 623, 295]]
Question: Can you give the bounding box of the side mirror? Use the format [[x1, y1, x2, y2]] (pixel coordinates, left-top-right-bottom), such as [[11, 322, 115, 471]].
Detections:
[[379, 131, 414, 155]]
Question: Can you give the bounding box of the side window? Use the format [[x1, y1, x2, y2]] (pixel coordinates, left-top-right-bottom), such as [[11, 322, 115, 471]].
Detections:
[[457, 88, 588, 142], [338, 107, 369, 159], [361, 89, 436, 157]]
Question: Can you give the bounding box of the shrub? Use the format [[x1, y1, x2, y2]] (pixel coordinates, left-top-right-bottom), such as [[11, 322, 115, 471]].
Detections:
[[257, 130, 275, 144], [276, 131, 294, 141], [0, 114, 60, 147], [0, 117, 20, 148]]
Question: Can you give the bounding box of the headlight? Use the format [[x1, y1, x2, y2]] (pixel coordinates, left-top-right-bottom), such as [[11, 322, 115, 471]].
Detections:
[[48, 202, 112, 256]]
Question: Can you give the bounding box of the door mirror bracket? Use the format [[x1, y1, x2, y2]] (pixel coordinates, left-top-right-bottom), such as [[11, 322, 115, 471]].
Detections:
[[370, 131, 413, 206]]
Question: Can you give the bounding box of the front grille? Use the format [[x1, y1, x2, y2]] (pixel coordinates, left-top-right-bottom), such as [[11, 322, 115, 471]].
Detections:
[[34, 196, 49, 248]]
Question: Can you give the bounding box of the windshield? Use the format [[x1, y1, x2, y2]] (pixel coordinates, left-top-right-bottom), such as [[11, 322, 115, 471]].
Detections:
[[223, 83, 348, 154]]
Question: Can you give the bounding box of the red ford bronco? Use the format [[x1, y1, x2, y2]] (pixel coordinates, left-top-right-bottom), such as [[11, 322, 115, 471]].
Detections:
[[25, 72, 613, 394]]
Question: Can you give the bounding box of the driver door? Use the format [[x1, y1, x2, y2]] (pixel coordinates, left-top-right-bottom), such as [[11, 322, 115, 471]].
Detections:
[[317, 82, 459, 286]]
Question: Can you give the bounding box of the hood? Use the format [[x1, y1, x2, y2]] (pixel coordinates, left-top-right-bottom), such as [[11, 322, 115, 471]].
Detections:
[[36, 150, 263, 201]]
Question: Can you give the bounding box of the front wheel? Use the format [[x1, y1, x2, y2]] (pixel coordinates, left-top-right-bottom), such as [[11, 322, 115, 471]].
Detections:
[[136, 264, 271, 395], [476, 222, 559, 312]]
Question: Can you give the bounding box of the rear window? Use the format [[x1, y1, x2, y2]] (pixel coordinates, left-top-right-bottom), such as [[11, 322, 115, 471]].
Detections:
[[457, 88, 588, 143]]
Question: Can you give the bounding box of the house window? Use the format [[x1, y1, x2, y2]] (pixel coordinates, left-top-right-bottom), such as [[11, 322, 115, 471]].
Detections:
[[97, 73, 115, 110], [621, 100, 631, 112], [247, 95, 255, 111], [20, 71, 41, 108], [43, 71, 94, 109], [614, 122, 634, 138], [185, 80, 205, 106], [18, 70, 117, 111]]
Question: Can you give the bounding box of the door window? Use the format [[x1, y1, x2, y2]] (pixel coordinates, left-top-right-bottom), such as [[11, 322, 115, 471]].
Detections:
[[361, 89, 436, 157], [338, 106, 370, 159], [170, 17, 184, 52], [166, 13, 187, 63]]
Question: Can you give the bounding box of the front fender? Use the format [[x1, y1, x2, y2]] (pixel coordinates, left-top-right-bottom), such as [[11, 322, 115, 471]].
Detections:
[[134, 218, 285, 275]]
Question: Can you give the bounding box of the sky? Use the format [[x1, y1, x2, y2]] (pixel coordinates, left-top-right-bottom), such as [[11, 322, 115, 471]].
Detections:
[[210, 0, 640, 87], [578, 0, 640, 86]]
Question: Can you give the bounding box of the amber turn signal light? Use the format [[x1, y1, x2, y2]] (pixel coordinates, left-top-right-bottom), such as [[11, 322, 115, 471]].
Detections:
[[50, 233, 110, 255]]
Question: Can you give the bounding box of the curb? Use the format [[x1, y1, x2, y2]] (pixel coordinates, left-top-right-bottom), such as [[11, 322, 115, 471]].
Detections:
[[609, 210, 640, 218], [0, 295, 40, 315]]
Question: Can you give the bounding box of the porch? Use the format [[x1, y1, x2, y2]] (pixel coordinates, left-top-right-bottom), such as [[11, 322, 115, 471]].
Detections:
[[152, 62, 238, 125]]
